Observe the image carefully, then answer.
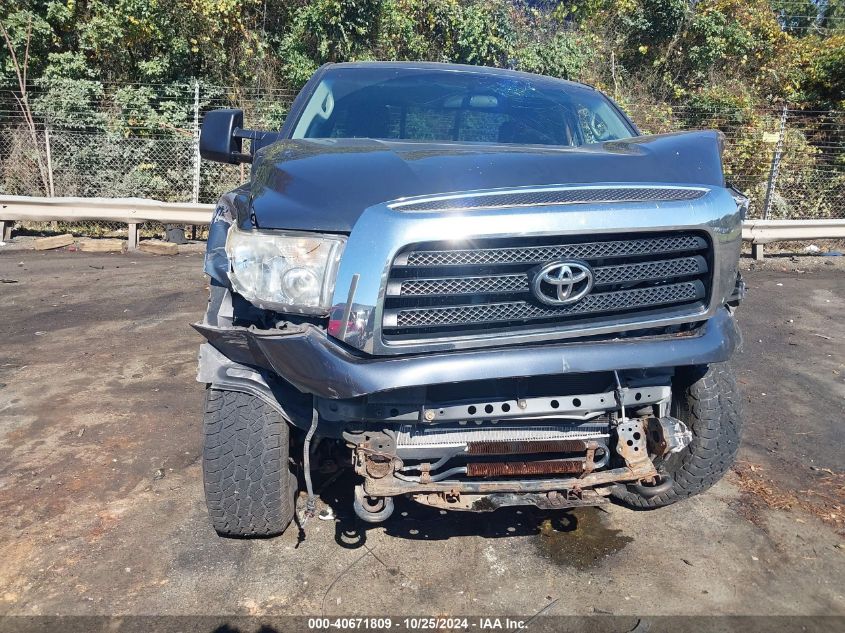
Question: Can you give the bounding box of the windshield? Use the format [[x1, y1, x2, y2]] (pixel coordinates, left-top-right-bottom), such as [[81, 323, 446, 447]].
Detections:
[[291, 66, 635, 147]]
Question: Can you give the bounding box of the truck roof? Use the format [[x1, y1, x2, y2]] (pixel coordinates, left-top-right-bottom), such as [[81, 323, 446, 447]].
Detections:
[[325, 61, 597, 92]]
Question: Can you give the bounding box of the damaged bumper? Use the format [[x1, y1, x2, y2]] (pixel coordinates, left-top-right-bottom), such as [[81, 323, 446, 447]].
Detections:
[[194, 307, 741, 400]]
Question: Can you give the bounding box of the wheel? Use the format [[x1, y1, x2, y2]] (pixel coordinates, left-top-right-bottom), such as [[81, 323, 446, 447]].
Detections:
[[202, 388, 297, 536], [611, 362, 743, 509]]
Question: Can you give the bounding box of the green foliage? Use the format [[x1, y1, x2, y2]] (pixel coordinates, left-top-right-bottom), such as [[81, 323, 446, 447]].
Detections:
[[771, 0, 820, 35], [796, 34, 845, 107], [42, 51, 97, 80], [111, 84, 195, 137], [685, 6, 754, 79], [0, 7, 53, 79], [619, 0, 688, 52], [0, 0, 841, 219], [516, 32, 594, 80], [279, 0, 381, 84], [32, 78, 107, 130], [0, 0, 290, 86], [448, 1, 518, 66], [0, 0, 841, 111], [278, 0, 526, 86], [822, 0, 845, 33]]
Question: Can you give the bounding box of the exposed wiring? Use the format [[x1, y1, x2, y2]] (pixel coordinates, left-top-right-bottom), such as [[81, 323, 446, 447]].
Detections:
[[301, 408, 319, 523], [613, 370, 627, 422]]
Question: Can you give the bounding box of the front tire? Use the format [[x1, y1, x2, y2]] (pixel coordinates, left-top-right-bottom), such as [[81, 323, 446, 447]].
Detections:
[[612, 362, 743, 509], [202, 389, 296, 536]]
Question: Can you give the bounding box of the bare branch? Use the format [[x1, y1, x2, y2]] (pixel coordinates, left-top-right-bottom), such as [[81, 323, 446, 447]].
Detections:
[[0, 20, 25, 94], [23, 17, 32, 88], [0, 16, 50, 196]]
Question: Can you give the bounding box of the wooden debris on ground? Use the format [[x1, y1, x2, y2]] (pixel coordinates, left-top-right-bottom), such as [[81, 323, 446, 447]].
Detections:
[[138, 240, 178, 255], [78, 239, 127, 253], [34, 234, 74, 251]]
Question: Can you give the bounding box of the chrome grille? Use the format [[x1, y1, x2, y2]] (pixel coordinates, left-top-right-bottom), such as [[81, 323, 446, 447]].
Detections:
[[396, 273, 528, 297], [392, 186, 706, 212], [390, 256, 706, 297], [388, 282, 704, 328], [594, 256, 704, 285], [382, 231, 711, 339], [399, 235, 706, 267]]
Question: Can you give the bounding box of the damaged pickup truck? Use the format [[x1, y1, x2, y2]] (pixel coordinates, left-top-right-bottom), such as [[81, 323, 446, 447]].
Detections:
[[195, 61, 745, 536]]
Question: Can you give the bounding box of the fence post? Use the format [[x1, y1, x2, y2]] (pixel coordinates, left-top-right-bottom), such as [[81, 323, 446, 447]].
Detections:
[[128, 223, 139, 250], [45, 127, 55, 197], [45, 127, 58, 230], [763, 106, 788, 221], [192, 81, 201, 205]]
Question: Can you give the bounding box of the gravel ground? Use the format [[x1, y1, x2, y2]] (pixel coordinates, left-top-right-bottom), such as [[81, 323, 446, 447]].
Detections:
[[0, 248, 842, 620]]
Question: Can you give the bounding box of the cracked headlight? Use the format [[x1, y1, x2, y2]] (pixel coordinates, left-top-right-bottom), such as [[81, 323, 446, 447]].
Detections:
[[225, 225, 345, 314]]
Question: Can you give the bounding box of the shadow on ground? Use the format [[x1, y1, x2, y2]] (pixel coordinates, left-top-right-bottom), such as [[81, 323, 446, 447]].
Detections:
[[294, 472, 633, 571]]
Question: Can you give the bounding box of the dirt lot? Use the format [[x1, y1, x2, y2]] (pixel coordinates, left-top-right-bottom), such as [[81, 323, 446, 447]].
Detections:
[[0, 248, 843, 619]]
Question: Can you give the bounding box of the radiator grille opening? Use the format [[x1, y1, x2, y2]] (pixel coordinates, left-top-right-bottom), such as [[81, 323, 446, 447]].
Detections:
[[382, 231, 712, 341]]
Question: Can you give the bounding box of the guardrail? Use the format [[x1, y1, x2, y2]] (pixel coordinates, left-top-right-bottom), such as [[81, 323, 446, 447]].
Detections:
[[0, 196, 215, 249], [742, 219, 845, 259], [2, 196, 844, 257]]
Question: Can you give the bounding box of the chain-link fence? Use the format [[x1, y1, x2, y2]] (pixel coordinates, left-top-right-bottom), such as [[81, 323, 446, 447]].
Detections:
[[0, 81, 296, 238], [1, 81, 843, 239], [626, 104, 845, 220]]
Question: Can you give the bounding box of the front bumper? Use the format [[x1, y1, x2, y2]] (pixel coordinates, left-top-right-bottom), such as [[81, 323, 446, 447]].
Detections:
[[194, 307, 740, 400]]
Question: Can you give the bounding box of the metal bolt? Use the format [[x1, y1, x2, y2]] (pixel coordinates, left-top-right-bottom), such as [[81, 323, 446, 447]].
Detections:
[[423, 409, 436, 421], [517, 399, 528, 409]]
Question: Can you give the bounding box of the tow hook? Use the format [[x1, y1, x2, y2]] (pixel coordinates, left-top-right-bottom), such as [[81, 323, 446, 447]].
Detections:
[[353, 485, 395, 523]]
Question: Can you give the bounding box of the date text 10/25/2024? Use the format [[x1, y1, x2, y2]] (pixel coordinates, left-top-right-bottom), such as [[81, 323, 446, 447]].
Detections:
[[307, 618, 528, 631]]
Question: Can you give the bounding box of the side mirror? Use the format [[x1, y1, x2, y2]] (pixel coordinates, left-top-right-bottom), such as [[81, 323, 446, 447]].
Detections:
[[200, 109, 244, 164], [200, 108, 283, 164]]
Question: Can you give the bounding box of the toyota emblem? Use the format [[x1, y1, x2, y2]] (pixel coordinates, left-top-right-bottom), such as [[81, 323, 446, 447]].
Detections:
[[530, 260, 594, 305]]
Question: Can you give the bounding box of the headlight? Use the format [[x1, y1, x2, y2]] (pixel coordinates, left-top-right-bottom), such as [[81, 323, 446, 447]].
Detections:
[[225, 225, 345, 314]]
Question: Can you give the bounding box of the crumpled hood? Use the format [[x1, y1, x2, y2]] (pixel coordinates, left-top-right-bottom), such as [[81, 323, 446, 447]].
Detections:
[[247, 131, 725, 232]]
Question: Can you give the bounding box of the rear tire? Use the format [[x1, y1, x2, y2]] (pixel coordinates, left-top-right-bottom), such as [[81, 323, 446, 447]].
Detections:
[[611, 362, 743, 509], [202, 388, 296, 536]]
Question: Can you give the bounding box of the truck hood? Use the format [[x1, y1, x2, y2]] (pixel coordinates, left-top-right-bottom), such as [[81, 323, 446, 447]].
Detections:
[[248, 131, 725, 232]]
